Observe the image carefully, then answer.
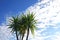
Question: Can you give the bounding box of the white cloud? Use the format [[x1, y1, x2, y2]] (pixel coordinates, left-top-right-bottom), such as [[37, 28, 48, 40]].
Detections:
[[25, 0, 60, 40], [0, 25, 16, 40], [26, 0, 60, 28]]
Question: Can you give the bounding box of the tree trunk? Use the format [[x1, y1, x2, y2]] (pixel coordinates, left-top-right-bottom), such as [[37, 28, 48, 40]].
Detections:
[[26, 27, 29, 40], [16, 31, 19, 40], [20, 35, 22, 40], [22, 34, 24, 40]]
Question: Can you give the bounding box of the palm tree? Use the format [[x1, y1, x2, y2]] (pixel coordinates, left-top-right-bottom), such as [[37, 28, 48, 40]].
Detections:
[[8, 14, 27, 40], [8, 11, 37, 40], [26, 12, 37, 40], [18, 12, 37, 40], [18, 14, 27, 40], [8, 16, 19, 40]]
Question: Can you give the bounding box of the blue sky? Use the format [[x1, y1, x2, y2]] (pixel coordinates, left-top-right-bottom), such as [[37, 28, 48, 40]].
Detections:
[[0, 0, 60, 40], [0, 0, 38, 25]]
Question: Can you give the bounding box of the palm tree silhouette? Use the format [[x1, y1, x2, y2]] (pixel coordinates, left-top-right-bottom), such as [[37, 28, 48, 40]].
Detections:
[[18, 14, 27, 40], [25, 12, 37, 40], [8, 11, 37, 40], [8, 16, 19, 40]]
